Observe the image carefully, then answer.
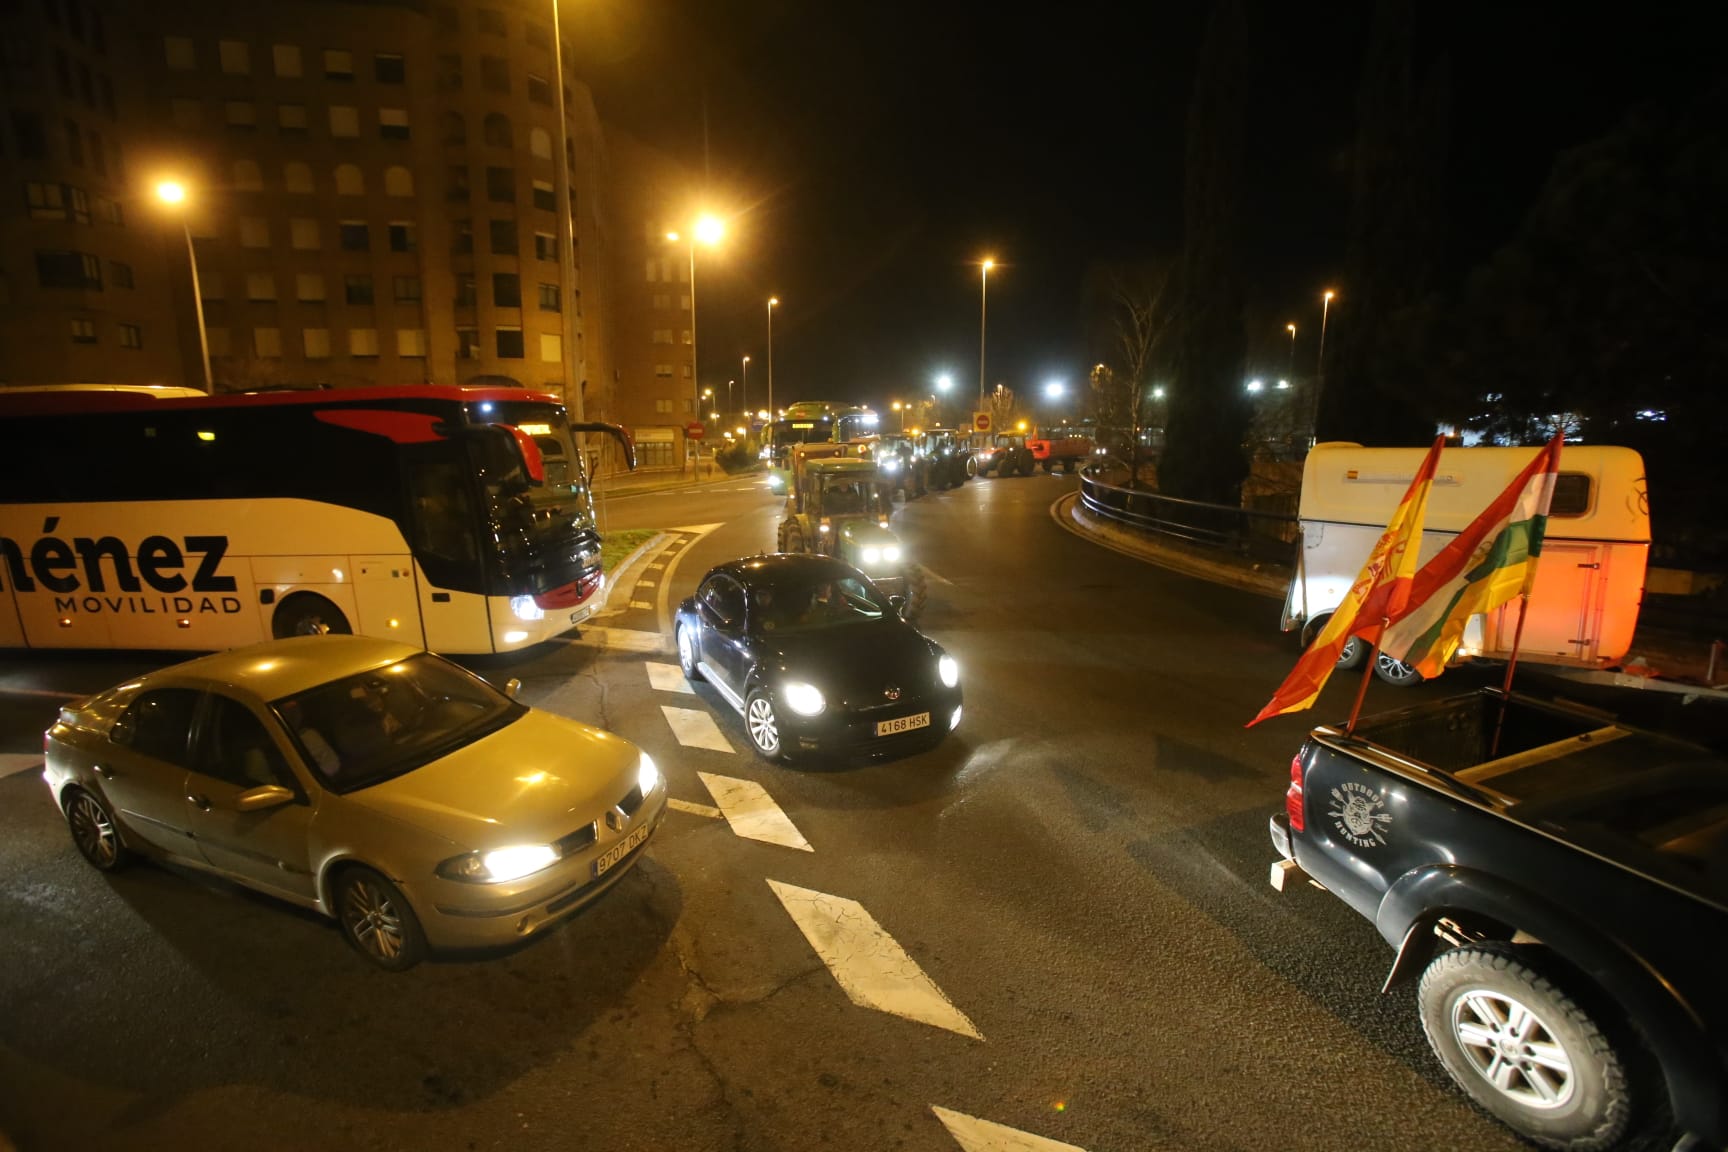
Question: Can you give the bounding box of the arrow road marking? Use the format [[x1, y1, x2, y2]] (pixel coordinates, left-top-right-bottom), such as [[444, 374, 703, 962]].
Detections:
[[698, 773, 812, 851], [661, 705, 735, 753], [767, 880, 982, 1039], [646, 661, 695, 694], [0, 755, 43, 779], [931, 1107, 1090, 1152]]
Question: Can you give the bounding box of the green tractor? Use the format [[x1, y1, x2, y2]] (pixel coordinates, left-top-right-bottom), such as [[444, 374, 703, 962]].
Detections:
[[776, 457, 928, 618]]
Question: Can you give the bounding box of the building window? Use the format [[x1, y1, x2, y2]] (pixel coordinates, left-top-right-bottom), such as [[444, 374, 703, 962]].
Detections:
[[69, 318, 97, 344], [273, 44, 302, 77], [119, 323, 142, 349], [654, 398, 673, 412], [76, 60, 94, 107], [290, 218, 320, 250], [540, 333, 561, 362], [246, 272, 277, 301], [218, 40, 250, 74], [489, 219, 517, 255], [110, 261, 134, 289], [239, 217, 270, 248], [527, 129, 553, 162], [343, 274, 373, 304], [644, 258, 657, 282], [54, 49, 74, 98], [388, 222, 416, 253], [457, 328, 480, 359], [493, 273, 521, 307], [94, 196, 121, 225], [384, 166, 414, 196], [339, 221, 369, 251], [482, 112, 511, 147], [374, 53, 406, 83], [334, 164, 364, 195], [398, 329, 428, 357], [451, 220, 473, 254], [64, 119, 85, 166], [26, 182, 67, 221], [11, 111, 48, 159], [652, 329, 672, 345], [284, 161, 314, 193], [495, 327, 524, 358], [534, 232, 556, 261], [278, 104, 308, 133], [233, 159, 264, 190], [486, 166, 514, 203], [297, 272, 326, 301], [446, 165, 470, 201], [68, 186, 91, 225], [254, 327, 283, 357], [680, 329, 692, 345], [437, 54, 462, 91], [225, 101, 257, 130], [527, 73, 552, 105], [393, 275, 421, 302], [323, 49, 354, 80], [379, 108, 410, 141], [349, 328, 379, 357], [304, 328, 331, 358], [531, 179, 555, 211], [538, 283, 560, 312], [478, 8, 505, 35], [454, 275, 476, 307], [164, 36, 195, 71], [329, 106, 359, 137], [97, 76, 116, 118], [480, 56, 508, 94], [654, 364, 673, 379], [442, 111, 465, 145]]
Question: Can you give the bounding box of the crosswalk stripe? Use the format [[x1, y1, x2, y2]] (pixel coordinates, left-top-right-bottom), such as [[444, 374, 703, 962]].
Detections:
[[698, 773, 812, 851], [0, 755, 43, 779], [628, 600, 654, 610], [636, 578, 658, 587], [645, 662, 695, 694], [661, 705, 735, 752], [931, 1107, 1089, 1152], [767, 880, 982, 1039], [668, 798, 722, 819]]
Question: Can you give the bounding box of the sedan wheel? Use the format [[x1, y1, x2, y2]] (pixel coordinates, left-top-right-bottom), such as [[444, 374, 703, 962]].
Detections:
[[745, 692, 785, 761], [66, 789, 128, 872], [336, 866, 428, 971], [677, 624, 705, 682]]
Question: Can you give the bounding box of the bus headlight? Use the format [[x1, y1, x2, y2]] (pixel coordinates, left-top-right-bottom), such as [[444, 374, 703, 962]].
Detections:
[[782, 681, 825, 716], [510, 595, 545, 621]]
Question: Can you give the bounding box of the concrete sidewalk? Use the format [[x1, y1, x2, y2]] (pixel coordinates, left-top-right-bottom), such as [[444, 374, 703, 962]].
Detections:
[[592, 463, 762, 498]]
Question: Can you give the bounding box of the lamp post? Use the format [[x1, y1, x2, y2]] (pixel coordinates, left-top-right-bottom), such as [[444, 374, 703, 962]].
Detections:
[[726, 379, 735, 423], [766, 297, 779, 419], [669, 215, 724, 468], [977, 258, 994, 413], [893, 401, 907, 431], [156, 180, 211, 391], [1313, 289, 1335, 441], [740, 354, 749, 424], [1286, 322, 1297, 378]]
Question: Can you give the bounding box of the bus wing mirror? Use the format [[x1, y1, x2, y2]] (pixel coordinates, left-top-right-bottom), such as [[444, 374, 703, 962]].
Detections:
[[503, 425, 546, 483], [570, 421, 637, 471]]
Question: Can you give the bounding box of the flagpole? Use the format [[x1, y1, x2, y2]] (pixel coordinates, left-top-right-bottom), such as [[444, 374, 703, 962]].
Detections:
[[1344, 620, 1388, 735], [1489, 595, 1532, 757]]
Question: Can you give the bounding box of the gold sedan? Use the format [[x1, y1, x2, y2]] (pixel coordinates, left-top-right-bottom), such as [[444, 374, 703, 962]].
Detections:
[[43, 635, 667, 970]]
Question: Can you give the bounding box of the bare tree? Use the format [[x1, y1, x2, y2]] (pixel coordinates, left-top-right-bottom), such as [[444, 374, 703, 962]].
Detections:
[[1089, 261, 1176, 487]]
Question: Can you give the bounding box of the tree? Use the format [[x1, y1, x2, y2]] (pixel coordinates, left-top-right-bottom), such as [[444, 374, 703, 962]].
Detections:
[[1162, 0, 1254, 505], [1085, 260, 1176, 486]]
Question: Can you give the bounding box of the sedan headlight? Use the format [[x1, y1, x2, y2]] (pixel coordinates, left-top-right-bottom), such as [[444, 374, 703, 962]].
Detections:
[[637, 751, 660, 795], [782, 681, 825, 716], [938, 655, 960, 687], [437, 843, 559, 884]]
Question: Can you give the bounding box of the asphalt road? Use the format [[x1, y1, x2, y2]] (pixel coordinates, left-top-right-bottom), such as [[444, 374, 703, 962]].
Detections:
[[0, 470, 1531, 1152]]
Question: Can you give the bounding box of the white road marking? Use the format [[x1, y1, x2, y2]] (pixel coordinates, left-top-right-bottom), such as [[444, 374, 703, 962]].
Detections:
[[654, 525, 722, 634], [668, 798, 722, 820], [661, 705, 735, 752], [699, 773, 812, 851], [645, 562, 665, 571], [636, 578, 658, 587], [577, 626, 668, 653], [932, 1107, 1089, 1152], [767, 880, 982, 1039], [0, 755, 44, 779], [670, 523, 724, 534], [628, 600, 655, 610], [646, 661, 695, 694]]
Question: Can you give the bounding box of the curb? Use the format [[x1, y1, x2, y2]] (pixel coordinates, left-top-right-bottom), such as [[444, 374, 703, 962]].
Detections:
[[600, 532, 670, 614], [1053, 492, 1289, 600]]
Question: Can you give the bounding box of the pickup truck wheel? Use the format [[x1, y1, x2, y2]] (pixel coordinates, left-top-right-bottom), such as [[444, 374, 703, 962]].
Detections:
[[1302, 615, 1368, 670], [1418, 945, 1633, 1151], [1374, 653, 1423, 686]]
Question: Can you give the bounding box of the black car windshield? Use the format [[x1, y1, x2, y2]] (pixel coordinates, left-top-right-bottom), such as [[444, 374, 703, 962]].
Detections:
[[274, 653, 525, 792], [749, 572, 887, 633]]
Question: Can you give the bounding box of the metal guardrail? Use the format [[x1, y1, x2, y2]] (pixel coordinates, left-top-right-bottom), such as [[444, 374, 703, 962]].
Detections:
[[1078, 463, 1300, 567]]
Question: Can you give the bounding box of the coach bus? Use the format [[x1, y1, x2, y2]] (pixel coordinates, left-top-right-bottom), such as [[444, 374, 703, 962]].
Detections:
[[0, 384, 633, 655], [761, 401, 877, 490]]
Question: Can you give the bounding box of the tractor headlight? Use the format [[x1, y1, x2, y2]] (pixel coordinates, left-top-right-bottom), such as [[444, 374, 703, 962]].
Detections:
[[883, 545, 902, 563], [862, 546, 882, 566], [782, 681, 825, 716], [938, 655, 960, 687], [882, 459, 899, 473]]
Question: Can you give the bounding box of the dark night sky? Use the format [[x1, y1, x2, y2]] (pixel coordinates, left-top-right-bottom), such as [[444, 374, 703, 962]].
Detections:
[[570, 2, 1725, 417]]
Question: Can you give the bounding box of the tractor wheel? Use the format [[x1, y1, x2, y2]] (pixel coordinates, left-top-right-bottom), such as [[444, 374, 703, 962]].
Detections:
[[784, 525, 806, 554], [901, 565, 929, 621]]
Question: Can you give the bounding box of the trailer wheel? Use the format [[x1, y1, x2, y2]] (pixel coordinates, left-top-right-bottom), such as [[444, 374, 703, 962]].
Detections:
[[1301, 615, 1368, 670], [1418, 944, 1635, 1151], [273, 593, 351, 639]]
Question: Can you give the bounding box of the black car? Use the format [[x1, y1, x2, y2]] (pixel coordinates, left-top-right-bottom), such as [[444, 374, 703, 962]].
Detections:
[[674, 554, 963, 761]]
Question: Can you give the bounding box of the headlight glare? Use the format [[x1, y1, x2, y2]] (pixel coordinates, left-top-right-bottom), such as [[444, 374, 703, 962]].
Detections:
[[862, 546, 882, 565], [938, 655, 960, 687], [782, 681, 825, 716], [883, 545, 902, 563], [510, 594, 545, 621], [438, 843, 558, 884], [637, 752, 660, 794]]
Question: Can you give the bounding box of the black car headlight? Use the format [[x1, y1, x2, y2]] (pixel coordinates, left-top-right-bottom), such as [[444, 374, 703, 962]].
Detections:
[[782, 681, 826, 716], [939, 655, 960, 688]]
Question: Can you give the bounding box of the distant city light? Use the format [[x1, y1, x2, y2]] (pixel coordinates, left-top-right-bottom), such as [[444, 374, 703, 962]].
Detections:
[[1246, 379, 1264, 393], [1276, 379, 1290, 390], [936, 374, 953, 392], [1152, 386, 1165, 400], [1636, 409, 1668, 422], [1045, 381, 1064, 399]]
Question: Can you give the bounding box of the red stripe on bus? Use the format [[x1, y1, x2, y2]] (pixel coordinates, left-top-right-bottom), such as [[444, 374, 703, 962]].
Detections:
[[315, 409, 446, 443]]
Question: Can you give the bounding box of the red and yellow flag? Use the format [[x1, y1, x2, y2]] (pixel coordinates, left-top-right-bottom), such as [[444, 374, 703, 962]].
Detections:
[[1248, 435, 1445, 727]]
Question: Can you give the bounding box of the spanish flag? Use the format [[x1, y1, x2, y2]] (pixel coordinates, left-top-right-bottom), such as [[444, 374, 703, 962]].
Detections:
[[1248, 435, 1446, 727], [1380, 433, 1564, 679]]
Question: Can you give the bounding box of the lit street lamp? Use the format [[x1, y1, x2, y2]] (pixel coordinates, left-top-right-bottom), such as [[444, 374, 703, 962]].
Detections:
[[978, 258, 995, 413], [1286, 322, 1297, 378], [766, 297, 779, 423], [740, 355, 750, 424], [155, 179, 211, 391], [892, 400, 907, 431], [1314, 289, 1336, 439], [668, 214, 725, 462]]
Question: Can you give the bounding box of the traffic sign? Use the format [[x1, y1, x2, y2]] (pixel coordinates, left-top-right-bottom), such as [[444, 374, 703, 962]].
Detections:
[[685, 422, 706, 440], [972, 412, 992, 433]]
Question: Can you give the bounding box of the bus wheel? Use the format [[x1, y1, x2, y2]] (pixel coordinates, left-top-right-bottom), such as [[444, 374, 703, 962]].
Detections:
[[273, 594, 352, 639]]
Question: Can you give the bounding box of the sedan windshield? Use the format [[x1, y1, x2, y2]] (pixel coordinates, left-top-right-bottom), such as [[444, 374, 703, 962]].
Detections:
[[749, 573, 887, 633], [274, 654, 524, 792]]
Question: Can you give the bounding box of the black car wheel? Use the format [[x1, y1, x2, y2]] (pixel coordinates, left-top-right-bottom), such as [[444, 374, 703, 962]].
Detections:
[[336, 866, 428, 972], [677, 624, 705, 682], [65, 788, 129, 872], [745, 691, 785, 761], [1418, 944, 1634, 1151]]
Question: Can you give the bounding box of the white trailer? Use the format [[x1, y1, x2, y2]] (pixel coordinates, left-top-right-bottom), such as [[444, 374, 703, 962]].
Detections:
[[1282, 442, 1651, 683]]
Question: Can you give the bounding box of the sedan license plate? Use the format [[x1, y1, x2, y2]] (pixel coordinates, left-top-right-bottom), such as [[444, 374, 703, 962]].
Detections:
[[594, 823, 650, 877], [875, 712, 930, 737]]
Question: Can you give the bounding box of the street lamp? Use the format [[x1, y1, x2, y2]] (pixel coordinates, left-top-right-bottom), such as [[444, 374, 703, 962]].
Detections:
[[726, 379, 735, 420], [892, 400, 907, 431], [1314, 289, 1336, 439], [766, 297, 779, 423], [978, 258, 995, 413], [668, 214, 726, 460], [1286, 322, 1297, 378], [740, 354, 750, 422], [156, 179, 211, 391]]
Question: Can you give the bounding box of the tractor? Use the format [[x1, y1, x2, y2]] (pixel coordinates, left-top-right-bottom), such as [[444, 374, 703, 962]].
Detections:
[[975, 432, 1036, 477], [776, 457, 928, 618]]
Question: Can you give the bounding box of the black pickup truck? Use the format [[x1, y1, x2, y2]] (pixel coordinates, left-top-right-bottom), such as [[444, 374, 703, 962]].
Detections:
[[1269, 688, 1727, 1152]]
